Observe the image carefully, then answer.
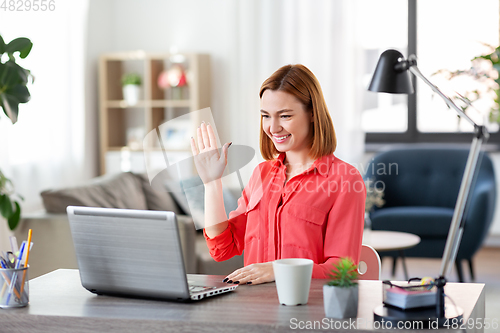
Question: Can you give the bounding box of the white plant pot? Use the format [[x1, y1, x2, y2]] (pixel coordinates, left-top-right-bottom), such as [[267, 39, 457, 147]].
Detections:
[[323, 284, 359, 319], [123, 84, 141, 105]]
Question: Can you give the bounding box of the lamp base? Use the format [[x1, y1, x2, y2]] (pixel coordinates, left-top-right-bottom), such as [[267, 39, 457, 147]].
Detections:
[[373, 304, 463, 329]]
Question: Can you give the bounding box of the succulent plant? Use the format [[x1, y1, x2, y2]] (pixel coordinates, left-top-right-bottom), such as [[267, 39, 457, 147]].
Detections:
[[327, 258, 358, 288]]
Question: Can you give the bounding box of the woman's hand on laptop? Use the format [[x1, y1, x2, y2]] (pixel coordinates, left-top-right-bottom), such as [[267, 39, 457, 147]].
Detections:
[[190, 122, 231, 185], [223, 262, 274, 285]]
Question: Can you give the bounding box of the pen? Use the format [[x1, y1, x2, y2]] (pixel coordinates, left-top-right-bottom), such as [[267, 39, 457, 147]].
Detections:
[[0, 252, 11, 268], [20, 229, 32, 295], [6, 241, 25, 305], [1, 254, 22, 301]]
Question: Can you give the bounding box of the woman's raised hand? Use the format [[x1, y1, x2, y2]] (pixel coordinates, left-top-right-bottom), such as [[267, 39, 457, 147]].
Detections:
[[190, 122, 231, 185]]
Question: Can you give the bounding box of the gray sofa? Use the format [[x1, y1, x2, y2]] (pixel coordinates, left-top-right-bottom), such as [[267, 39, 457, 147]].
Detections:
[[19, 172, 243, 279]]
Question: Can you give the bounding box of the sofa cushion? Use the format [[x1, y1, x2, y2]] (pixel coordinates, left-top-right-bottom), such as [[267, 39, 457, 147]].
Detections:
[[41, 172, 148, 213], [134, 173, 182, 214], [165, 176, 239, 229], [370, 206, 454, 238]]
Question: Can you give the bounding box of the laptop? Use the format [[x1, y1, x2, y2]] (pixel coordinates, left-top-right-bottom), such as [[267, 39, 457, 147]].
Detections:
[[67, 206, 237, 301]]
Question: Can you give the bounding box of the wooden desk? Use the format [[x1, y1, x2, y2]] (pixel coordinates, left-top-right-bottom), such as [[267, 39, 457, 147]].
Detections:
[[0, 269, 485, 333]]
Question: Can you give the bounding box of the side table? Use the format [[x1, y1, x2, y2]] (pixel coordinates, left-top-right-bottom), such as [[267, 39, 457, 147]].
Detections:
[[363, 230, 421, 280]]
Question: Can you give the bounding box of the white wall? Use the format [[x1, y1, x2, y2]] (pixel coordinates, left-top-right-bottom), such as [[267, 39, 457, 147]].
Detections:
[[85, 0, 115, 179], [87, 0, 258, 184]]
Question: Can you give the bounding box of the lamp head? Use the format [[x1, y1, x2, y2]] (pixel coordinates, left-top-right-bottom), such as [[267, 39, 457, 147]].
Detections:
[[368, 49, 414, 94]]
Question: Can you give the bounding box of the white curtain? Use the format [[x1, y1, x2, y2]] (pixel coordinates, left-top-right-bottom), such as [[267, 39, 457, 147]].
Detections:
[[0, 0, 90, 215], [228, 0, 365, 183]]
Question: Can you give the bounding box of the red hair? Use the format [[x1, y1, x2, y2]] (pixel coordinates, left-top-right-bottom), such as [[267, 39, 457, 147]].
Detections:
[[259, 64, 337, 160]]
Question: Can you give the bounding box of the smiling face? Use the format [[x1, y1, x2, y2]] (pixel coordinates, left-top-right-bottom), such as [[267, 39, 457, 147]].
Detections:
[[260, 89, 314, 157]]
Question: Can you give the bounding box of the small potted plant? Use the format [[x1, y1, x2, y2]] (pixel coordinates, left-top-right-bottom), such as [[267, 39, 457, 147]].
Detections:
[[323, 258, 359, 318], [121, 73, 142, 105]]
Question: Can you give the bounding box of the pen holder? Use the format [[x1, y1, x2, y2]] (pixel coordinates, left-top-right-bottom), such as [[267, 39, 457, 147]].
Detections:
[[0, 266, 29, 308]]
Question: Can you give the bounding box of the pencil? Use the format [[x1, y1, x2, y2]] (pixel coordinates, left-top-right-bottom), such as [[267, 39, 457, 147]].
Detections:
[[20, 229, 32, 295]]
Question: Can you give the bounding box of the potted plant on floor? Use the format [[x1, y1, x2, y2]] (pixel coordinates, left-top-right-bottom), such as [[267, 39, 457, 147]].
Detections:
[[323, 258, 359, 318], [122, 73, 142, 105], [0, 34, 33, 231]]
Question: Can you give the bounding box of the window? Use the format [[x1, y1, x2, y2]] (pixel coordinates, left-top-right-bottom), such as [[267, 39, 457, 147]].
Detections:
[[363, 0, 500, 144], [358, 0, 408, 133]]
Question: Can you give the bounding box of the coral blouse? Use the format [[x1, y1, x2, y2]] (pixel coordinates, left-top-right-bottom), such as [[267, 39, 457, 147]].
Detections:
[[204, 153, 366, 278]]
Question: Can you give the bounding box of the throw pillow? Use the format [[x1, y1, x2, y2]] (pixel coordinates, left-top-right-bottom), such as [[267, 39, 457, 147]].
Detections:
[[164, 176, 239, 229], [41, 172, 148, 213], [133, 173, 182, 214]]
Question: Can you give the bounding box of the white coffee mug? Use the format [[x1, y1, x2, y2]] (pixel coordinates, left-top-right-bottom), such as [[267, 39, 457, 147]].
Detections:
[[273, 258, 314, 306]]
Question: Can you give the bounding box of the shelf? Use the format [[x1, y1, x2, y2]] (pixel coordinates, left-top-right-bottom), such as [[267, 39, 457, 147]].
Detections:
[[150, 100, 191, 108], [105, 100, 191, 108], [106, 100, 147, 108], [107, 146, 191, 152], [99, 52, 210, 174], [107, 146, 144, 151]]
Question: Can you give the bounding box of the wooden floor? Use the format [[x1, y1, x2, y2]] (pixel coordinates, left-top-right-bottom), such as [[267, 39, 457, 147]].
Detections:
[[381, 246, 500, 332]]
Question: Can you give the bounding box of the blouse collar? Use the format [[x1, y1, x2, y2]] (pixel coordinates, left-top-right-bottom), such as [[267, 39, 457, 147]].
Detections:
[[274, 153, 335, 178]]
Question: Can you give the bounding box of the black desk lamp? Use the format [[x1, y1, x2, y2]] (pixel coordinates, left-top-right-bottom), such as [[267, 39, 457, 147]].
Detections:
[[368, 49, 489, 327]]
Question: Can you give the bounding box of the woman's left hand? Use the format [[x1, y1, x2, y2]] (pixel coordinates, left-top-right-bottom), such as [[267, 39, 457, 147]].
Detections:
[[223, 262, 275, 285]]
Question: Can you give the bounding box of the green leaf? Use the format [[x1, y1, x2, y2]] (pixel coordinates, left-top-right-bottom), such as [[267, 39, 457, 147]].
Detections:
[[122, 73, 142, 86], [0, 194, 13, 218], [6, 85, 30, 104], [7, 201, 21, 230], [0, 79, 30, 124], [493, 64, 500, 73], [5, 37, 33, 59], [0, 61, 29, 86], [0, 93, 20, 123], [327, 258, 358, 288], [0, 35, 5, 54]]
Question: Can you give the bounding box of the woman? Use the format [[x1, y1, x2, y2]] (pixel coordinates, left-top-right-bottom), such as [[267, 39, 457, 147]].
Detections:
[[190, 64, 365, 285]]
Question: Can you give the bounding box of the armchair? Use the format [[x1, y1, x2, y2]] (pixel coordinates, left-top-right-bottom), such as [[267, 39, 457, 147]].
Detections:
[[365, 146, 496, 282]]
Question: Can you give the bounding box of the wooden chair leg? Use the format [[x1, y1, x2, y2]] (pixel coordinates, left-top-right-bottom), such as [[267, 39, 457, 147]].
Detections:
[[468, 259, 475, 282], [455, 260, 464, 282]]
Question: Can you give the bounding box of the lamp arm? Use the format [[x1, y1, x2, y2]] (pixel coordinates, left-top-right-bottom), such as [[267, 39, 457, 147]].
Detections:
[[405, 58, 490, 278], [439, 135, 484, 278], [407, 65, 477, 128]]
